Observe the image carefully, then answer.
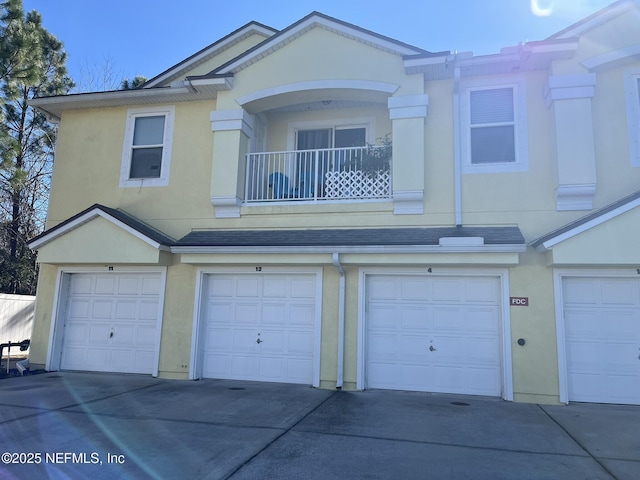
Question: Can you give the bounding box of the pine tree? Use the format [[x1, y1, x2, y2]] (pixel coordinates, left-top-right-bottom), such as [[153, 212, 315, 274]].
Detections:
[[0, 0, 74, 293]]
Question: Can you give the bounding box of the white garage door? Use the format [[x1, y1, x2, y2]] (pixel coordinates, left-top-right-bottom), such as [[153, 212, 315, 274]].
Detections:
[[563, 277, 640, 405], [366, 274, 502, 396], [61, 272, 161, 374], [201, 273, 318, 384]]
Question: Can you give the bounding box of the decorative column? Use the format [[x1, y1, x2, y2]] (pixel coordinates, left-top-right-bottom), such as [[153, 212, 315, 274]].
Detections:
[[544, 74, 597, 211], [209, 109, 253, 218], [388, 94, 429, 214]]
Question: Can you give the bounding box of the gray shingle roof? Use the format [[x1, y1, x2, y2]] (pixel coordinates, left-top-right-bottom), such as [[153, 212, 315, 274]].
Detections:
[[175, 226, 524, 248]]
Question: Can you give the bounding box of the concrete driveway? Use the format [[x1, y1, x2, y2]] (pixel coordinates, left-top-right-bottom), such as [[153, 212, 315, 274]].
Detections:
[[0, 372, 637, 479]]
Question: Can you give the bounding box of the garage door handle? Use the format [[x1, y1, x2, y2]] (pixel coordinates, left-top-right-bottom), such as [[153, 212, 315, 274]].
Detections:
[[429, 345, 436, 352], [109, 332, 114, 338], [256, 338, 262, 344]]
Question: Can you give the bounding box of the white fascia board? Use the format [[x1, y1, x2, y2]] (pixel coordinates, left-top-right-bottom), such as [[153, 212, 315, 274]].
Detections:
[[582, 44, 640, 72], [403, 54, 451, 69], [29, 209, 166, 251], [217, 15, 422, 74], [538, 195, 640, 250], [145, 24, 275, 88], [171, 244, 526, 254]]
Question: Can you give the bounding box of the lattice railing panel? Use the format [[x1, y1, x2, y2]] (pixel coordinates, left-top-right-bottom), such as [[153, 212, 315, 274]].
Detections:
[[324, 171, 391, 199]]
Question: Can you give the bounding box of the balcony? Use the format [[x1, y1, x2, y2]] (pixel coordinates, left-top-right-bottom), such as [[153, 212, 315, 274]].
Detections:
[[245, 146, 391, 203]]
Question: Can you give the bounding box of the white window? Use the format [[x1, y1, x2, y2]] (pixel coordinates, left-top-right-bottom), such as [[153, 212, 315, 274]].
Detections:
[[624, 69, 640, 167], [461, 77, 528, 173], [120, 106, 175, 187]]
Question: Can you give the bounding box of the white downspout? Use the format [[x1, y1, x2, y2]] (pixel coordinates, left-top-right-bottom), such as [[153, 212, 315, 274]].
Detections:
[[453, 62, 463, 226], [332, 253, 345, 389]]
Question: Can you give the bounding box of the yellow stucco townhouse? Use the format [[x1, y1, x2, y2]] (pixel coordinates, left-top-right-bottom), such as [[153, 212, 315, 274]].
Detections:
[[28, 1, 640, 405]]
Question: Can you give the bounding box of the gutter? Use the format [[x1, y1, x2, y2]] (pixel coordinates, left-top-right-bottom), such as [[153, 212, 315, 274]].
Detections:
[[171, 244, 527, 254], [332, 253, 346, 390]]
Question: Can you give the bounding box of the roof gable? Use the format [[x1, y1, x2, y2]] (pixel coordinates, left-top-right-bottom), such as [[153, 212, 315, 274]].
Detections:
[[144, 22, 277, 88], [548, 0, 638, 40], [29, 204, 175, 251], [532, 189, 640, 251], [212, 11, 427, 76]]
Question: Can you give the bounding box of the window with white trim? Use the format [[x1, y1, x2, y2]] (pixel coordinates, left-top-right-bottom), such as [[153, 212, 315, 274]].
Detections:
[[120, 106, 175, 187], [461, 77, 528, 173], [624, 69, 640, 167]]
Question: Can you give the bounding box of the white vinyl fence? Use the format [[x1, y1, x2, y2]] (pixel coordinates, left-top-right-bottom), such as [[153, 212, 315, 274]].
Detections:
[[0, 294, 35, 357]]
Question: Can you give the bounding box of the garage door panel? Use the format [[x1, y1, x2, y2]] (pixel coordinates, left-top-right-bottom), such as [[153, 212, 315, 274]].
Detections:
[[95, 276, 115, 294], [262, 304, 287, 325], [369, 333, 399, 359], [368, 277, 398, 300], [70, 275, 93, 294], [287, 331, 314, 354], [466, 307, 501, 333], [291, 278, 316, 298], [401, 306, 429, 329], [237, 278, 260, 297], [88, 323, 109, 343], [290, 304, 315, 325], [118, 276, 141, 295], [115, 300, 138, 319], [91, 300, 113, 318], [433, 279, 463, 302], [201, 273, 317, 384], [400, 278, 430, 300], [367, 274, 502, 397], [262, 277, 287, 298], [235, 303, 260, 324], [86, 349, 109, 369], [563, 277, 640, 405], [465, 279, 500, 303], [68, 299, 90, 318], [601, 280, 639, 305], [207, 302, 232, 324]]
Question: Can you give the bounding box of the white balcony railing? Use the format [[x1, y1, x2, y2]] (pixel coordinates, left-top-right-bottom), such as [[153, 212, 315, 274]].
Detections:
[[245, 146, 391, 203]]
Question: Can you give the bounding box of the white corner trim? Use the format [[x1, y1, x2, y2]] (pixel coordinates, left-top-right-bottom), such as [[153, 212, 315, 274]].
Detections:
[[210, 195, 242, 218], [393, 190, 424, 215], [624, 68, 640, 167], [210, 109, 254, 136], [582, 44, 640, 72], [555, 183, 596, 212], [237, 80, 399, 107], [544, 74, 596, 107], [28, 209, 167, 251], [388, 94, 429, 119]]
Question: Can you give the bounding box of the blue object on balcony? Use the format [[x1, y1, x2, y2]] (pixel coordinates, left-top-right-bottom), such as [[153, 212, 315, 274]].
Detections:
[[299, 168, 314, 198], [268, 172, 290, 199]]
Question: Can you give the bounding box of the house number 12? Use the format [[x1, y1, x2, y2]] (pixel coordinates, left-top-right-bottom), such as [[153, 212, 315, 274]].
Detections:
[[255, 267, 262, 272]]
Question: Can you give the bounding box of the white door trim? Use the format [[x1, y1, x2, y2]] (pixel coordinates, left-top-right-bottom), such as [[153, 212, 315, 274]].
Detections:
[[357, 267, 513, 400], [190, 266, 323, 386], [553, 268, 640, 404], [46, 266, 167, 377]]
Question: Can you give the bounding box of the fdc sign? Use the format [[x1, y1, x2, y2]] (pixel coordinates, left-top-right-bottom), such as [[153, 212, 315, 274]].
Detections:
[[510, 297, 529, 306]]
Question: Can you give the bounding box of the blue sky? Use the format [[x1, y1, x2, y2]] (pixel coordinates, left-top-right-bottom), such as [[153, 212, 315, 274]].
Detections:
[[23, 0, 615, 91]]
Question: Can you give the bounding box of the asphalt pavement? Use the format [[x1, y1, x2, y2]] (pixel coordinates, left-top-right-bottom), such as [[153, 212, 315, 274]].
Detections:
[[0, 372, 637, 479]]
